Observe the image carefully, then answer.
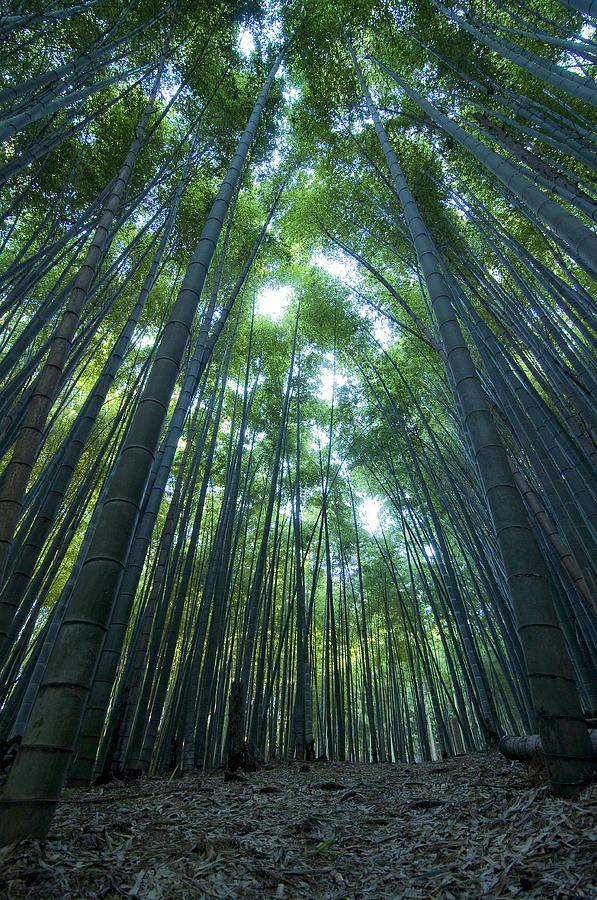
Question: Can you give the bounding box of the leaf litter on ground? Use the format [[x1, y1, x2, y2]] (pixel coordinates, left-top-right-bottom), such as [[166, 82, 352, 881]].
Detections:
[[1, 752, 596, 899]]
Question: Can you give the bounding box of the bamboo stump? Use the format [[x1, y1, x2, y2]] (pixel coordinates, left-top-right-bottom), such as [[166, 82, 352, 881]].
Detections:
[[227, 681, 244, 772], [499, 730, 597, 762]]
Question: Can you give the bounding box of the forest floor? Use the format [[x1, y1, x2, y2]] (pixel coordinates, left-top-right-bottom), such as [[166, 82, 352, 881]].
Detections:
[[1, 752, 596, 899]]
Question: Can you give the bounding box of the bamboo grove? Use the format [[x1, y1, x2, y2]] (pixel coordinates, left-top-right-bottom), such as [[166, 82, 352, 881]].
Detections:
[[0, 0, 596, 843]]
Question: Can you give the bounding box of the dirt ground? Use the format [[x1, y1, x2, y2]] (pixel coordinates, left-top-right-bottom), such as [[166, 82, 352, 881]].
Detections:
[[1, 752, 596, 899]]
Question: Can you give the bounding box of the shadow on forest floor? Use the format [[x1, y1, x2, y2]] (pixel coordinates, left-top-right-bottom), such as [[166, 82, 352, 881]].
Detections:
[[1, 753, 596, 898]]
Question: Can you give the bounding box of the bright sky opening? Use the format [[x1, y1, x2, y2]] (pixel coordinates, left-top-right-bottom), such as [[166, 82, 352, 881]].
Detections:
[[284, 84, 301, 105], [238, 29, 256, 57], [359, 496, 385, 534], [315, 251, 360, 287], [318, 352, 347, 403], [257, 285, 293, 320], [315, 251, 394, 348]]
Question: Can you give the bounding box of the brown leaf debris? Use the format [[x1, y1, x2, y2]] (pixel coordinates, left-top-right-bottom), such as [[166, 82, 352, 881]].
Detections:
[[1, 753, 596, 899]]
